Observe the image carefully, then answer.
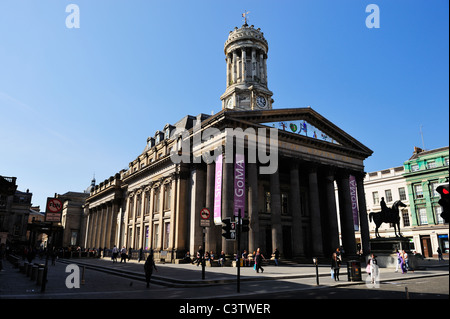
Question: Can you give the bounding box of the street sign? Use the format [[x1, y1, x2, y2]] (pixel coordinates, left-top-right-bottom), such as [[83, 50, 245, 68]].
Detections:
[[200, 208, 211, 227], [45, 197, 63, 222]]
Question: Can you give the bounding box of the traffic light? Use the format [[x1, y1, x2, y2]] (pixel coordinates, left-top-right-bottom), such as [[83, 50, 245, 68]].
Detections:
[[241, 219, 250, 232], [221, 218, 236, 240], [436, 184, 449, 223]]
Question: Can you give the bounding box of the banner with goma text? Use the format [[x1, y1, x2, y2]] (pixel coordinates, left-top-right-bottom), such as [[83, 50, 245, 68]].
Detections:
[[349, 175, 359, 231], [234, 153, 245, 219], [214, 154, 223, 225]]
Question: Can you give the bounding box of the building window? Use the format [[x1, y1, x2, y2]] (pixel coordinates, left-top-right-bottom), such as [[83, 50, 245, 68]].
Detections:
[[418, 207, 428, 225], [128, 196, 135, 219], [402, 209, 410, 227], [153, 223, 160, 248], [372, 191, 379, 205], [429, 181, 439, 197], [136, 194, 142, 218], [153, 188, 160, 213], [281, 193, 289, 215], [434, 206, 444, 224], [385, 189, 393, 202], [427, 161, 436, 169], [164, 222, 170, 249], [265, 191, 271, 213], [144, 191, 151, 215], [445, 157, 449, 166], [414, 184, 424, 199], [163, 183, 172, 211], [70, 231, 78, 246], [411, 164, 419, 172], [398, 187, 407, 201], [144, 226, 150, 250]]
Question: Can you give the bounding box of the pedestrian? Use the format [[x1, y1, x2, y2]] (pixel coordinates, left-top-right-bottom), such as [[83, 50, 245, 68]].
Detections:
[[403, 250, 413, 273], [138, 248, 144, 263], [331, 252, 341, 281], [370, 253, 379, 284], [144, 250, 157, 288], [272, 248, 280, 266], [255, 248, 266, 273], [120, 246, 127, 263], [218, 251, 225, 267], [196, 246, 204, 266], [400, 250, 407, 274], [112, 245, 118, 263], [395, 249, 401, 272], [437, 247, 444, 261]]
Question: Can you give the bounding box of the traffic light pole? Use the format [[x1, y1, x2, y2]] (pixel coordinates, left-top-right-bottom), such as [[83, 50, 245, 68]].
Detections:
[[202, 227, 206, 280]]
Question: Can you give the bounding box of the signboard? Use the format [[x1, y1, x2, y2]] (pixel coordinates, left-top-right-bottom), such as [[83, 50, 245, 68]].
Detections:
[[234, 153, 245, 219], [214, 154, 223, 225], [45, 197, 63, 222], [200, 208, 211, 227], [349, 175, 359, 231]]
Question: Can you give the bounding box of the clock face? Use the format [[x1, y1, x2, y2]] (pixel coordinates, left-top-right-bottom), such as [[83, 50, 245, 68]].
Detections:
[[256, 95, 267, 109]]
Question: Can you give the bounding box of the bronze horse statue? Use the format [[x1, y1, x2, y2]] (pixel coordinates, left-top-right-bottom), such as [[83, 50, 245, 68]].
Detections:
[[369, 199, 407, 238]]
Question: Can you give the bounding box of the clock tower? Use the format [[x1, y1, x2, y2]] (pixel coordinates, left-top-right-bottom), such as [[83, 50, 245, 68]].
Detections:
[[220, 22, 274, 111]]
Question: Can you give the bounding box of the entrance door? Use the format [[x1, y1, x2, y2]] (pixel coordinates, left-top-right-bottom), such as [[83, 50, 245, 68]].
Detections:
[[421, 236, 432, 257]]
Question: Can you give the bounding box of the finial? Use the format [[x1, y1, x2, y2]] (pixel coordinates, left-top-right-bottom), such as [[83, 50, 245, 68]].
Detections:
[[242, 10, 250, 25]]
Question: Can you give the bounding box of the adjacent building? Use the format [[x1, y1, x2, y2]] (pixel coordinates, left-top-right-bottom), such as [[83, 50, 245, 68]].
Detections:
[[363, 146, 449, 258], [0, 175, 32, 245]]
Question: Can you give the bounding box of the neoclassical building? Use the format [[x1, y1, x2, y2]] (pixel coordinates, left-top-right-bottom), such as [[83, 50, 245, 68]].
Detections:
[[82, 23, 373, 261]]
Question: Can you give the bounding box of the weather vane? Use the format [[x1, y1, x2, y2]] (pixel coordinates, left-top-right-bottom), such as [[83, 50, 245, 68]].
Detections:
[[242, 10, 250, 25]]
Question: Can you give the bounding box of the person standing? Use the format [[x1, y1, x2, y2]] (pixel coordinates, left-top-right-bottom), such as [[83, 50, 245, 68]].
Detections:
[[370, 253, 379, 284], [255, 248, 266, 273], [331, 252, 341, 281], [144, 251, 157, 288]]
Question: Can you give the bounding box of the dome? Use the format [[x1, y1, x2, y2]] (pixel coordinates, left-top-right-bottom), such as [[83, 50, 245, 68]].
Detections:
[[224, 24, 268, 55]]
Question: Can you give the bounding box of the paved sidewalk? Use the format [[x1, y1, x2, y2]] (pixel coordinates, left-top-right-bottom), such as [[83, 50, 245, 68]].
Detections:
[[1, 256, 448, 299]]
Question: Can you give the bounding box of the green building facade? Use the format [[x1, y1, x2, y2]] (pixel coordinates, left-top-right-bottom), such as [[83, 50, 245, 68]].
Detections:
[[403, 146, 449, 256]]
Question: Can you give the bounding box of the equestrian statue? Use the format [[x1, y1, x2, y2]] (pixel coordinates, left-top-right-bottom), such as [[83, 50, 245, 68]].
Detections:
[[369, 197, 407, 238]]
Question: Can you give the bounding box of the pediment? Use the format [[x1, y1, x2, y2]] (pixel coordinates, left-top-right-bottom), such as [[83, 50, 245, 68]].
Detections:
[[223, 107, 373, 158]]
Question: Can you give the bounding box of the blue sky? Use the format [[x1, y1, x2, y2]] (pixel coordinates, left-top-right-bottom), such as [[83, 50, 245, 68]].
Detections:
[[0, 0, 448, 210]]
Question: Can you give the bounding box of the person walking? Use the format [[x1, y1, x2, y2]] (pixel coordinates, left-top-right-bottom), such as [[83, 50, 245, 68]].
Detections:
[[370, 253, 379, 284], [120, 246, 127, 263], [331, 252, 341, 281], [272, 248, 280, 266], [112, 245, 118, 263], [255, 248, 266, 273], [395, 249, 401, 272], [144, 251, 157, 288], [437, 247, 444, 261]]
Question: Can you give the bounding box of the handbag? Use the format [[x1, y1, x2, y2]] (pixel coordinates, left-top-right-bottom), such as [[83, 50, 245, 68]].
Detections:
[[330, 269, 334, 279]]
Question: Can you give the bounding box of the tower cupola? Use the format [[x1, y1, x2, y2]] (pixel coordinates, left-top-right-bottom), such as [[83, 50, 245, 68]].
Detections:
[[220, 22, 274, 111]]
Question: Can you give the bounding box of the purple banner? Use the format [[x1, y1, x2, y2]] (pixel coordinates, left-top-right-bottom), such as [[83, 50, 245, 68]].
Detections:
[[234, 153, 245, 218], [349, 175, 359, 231], [214, 154, 223, 225]]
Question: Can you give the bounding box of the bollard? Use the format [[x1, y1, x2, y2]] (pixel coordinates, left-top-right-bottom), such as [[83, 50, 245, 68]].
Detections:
[[26, 263, 32, 277], [20, 262, 27, 273], [31, 265, 38, 281], [37, 268, 44, 285]]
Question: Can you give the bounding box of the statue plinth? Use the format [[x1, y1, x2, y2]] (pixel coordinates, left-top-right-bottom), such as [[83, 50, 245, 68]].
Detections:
[[368, 237, 417, 268]]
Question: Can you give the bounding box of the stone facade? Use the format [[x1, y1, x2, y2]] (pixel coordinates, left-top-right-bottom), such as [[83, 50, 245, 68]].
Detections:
[[82, 24, 374, 262]]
